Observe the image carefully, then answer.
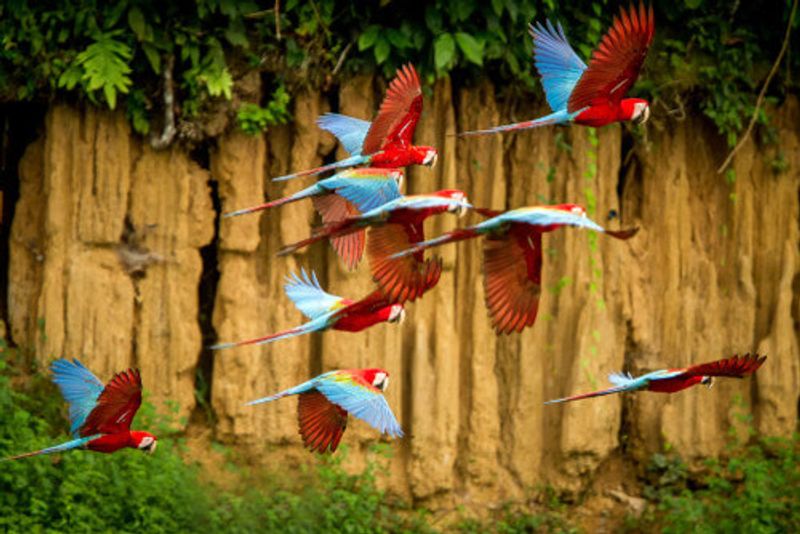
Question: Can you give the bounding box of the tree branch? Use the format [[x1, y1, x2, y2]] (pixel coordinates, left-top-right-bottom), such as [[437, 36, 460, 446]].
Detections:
[[150, 54, 176, 150], [717, 0, 797, 174]]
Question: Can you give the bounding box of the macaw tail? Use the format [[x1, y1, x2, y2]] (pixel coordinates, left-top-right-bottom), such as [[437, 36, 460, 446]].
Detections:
[[605, 227, 639, 240], [272, 154, 371, 182], [2, 435, 98, 461], [223, 185, 321, 218], [457, 110, 572, 137], [389, 227, 481, 260], [278, 219, 362, 258], [210, 326, 310, 351], [543, 385, 630, 405]]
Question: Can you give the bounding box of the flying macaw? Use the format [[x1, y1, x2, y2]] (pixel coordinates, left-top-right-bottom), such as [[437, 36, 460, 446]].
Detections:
[[279, 190, 472, 303], [4, 359, 157, 460], [247, 368, 403, 454], [211, 269, 407, 350], [392, 204, 637, 334], [273, 64, 437, 182], [224, 167, 404, 269], [460, 3, 655, 136], [544, 353, 766, 404]]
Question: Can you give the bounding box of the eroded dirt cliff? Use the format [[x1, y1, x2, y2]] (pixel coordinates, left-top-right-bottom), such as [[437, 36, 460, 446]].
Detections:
[[6, 82, 799, 509]]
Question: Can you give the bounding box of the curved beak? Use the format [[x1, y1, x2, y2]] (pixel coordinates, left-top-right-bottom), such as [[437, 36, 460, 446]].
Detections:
[[424, 152, 438, 168], [634, 106, 650, 126]]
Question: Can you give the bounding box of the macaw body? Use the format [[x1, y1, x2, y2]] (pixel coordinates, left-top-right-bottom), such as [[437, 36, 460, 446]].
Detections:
[[460, 3, 654, 136], [274, 64, 437, 182], [281, 191, 472, 302], [211, 269, 405, 350], [4, 359, 156, 460], [392, 204, 637, 334], [248, 368, 403, 454], [545, 354, 766, 404]]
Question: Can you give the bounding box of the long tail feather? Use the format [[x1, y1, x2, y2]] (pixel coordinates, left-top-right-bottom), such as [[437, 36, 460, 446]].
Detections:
[[210, 327, 307, 350], [272, 154, 370, 182], [224, 196, 299, 218], [389, 227, 480, 260], [2, 435, 98, 461], [544, 385, 630, 405], [457, 111, 570, 137], [278, 219, 363, 257]]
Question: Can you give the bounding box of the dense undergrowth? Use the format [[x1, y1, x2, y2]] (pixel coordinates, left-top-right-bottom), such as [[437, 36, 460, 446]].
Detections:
[[0, 347, 797, 533]]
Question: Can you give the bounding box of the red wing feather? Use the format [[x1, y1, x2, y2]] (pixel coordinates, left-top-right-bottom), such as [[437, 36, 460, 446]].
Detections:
[[362, 64, 423, 154], [298, 390, 348, 454], [679, 354, 767, 379], [483, 228, 542, 335], [312, 195, 366, 270], [568, 3, 655, 111], [368, 223, 442, 303], [81, 369, 142, 436]]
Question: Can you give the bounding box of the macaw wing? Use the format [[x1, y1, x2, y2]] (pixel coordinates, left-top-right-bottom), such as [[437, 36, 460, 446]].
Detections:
[[530, 20, 588, 112], [298, 390, 348, 453], [316, 372, 403, 437], [483, 228, 542, 334], [316, 113, 370, 156], [676, 354, 767, 379], [81, 368, 142, 436], [338, 289, 395, 318], [332, 176, 403, 214], [50, 359, 105, 437], [567, 3, 655, 111], [362, 64, 422, 154], [368, 223, 442, 303], [284, 269, 347, 320], [504, 207, 607, 232], [312, 195, 366, 270]]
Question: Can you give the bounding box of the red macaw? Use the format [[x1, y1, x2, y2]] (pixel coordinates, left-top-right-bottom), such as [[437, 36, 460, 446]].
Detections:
[[4, 359, 156, 460], [247, 368, 402, 454], [224, 167, 403, 269], [273, 64, 437, 181], [460, 3, 655, 136], [279, 190, 472, 303], [211, 269, 407, 350], [545, 353, 766, 404], [392, 204, 637, 334]]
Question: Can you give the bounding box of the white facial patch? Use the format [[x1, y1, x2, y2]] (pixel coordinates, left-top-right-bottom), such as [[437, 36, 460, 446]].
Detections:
[[373, 371, 387, 390], [633, 102, 650, 124], [424, 150, 438, 167]]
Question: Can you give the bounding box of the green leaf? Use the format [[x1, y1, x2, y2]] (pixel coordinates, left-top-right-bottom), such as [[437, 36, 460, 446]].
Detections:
[[374, 38, 390, 64], [142, 43, 161, 74], [455, 32, 483, 66], [358, 25, 380, 51], [75, 33, 133, 110], [127, 7, 147, 41], [224, 19, 249, 48], [434, 33, 455, 71]]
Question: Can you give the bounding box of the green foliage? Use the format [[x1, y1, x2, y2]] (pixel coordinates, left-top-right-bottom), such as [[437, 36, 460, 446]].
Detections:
[[636, 438, 800, 533], [237, 84, 291, 135], [0, 349, 429, 532], [0, 1, 796, 142]]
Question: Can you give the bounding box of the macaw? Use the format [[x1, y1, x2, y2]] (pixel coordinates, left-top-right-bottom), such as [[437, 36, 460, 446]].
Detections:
[[247, 368, 403, 454], [224, 167, 404, 269], [211, 269, 407, 350], [279, 190, 472, 303], [4, 359, 157, 460], [273, 64, 437, 182], [392, 204, 637, 334], [544, 353, 766, 404], [460, 3, 655, 136]]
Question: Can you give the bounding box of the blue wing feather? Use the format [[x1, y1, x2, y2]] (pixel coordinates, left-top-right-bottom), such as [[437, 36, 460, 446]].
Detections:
[[319, 173, 402, 213], [284, 269, 345, 320], [360, 196, 472, 219], [530, 20, 587, 112], [316, 373, 403, 438], [317, 113, 371, 156], [50, 359, 105, 437], [498, 207, 607, 232]]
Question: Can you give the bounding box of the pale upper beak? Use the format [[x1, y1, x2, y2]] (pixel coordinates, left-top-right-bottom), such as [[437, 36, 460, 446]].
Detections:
[[634, 105, 650, 126], [424, 152, 438, 167]]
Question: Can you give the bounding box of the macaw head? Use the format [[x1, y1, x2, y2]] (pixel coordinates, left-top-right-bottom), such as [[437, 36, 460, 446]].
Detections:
[[553, 203, 588, 218], [419, 146, 438, 168], [131, 431, 158, 454], [625, 98, 650, 126], [387, 304, 405, 324], [701, 376, 714, 389], [362, 368, 391, 391], [437, 189, 470, 217]]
